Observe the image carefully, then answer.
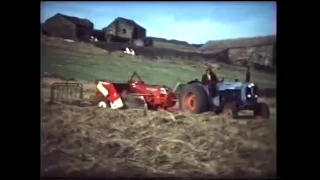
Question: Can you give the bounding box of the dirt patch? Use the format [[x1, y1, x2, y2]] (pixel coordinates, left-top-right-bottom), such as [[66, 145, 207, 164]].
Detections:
[[41, 104, 276, 178]]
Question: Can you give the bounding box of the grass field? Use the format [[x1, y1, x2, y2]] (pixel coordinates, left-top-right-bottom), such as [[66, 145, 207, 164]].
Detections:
[[41, 36, 276, 89], [41, 37, 277, 178]]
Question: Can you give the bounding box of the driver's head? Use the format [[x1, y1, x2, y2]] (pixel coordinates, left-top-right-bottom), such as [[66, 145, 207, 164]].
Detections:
[[206, 67, 213, 74]]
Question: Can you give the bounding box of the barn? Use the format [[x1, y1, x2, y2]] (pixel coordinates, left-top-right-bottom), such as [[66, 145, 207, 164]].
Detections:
[[101, 17, 149, 45], [41, 13, 94, 42], [40, 24, 49, 36]]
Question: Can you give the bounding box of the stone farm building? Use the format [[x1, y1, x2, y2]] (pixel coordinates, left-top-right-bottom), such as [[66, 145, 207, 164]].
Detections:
[[228, 42, 276, 67], [200, 35, 276, 67], [41, 13, 94, 42], [100, 17, 152, 46]]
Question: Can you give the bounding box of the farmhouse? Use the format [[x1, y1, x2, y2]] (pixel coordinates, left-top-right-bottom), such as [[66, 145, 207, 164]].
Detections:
[[41, 13, 94, 42], [101, 17, 149, 44]]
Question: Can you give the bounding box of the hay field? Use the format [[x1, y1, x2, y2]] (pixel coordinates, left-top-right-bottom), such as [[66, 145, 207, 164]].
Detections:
[[41, 37, 277, 178], [42, 104, 276, 177]]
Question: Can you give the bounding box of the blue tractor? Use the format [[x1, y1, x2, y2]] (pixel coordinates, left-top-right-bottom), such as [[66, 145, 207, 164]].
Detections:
[[177, 71, 270, 119]]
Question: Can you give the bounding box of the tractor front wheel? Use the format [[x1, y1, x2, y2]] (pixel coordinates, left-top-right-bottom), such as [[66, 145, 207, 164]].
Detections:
[[254, 102, 270, 119], [179, 83, 209, 114], [222, 102, 238, 119]]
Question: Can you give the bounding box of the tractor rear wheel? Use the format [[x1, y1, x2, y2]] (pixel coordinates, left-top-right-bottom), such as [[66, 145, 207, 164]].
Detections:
[[179, 83, 209, 114], [222, 102, 238, 119], [254, 102, 270, 119]]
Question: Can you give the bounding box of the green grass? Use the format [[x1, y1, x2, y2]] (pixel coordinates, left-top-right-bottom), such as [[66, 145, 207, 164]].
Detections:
[[41, 42, 276, 89]]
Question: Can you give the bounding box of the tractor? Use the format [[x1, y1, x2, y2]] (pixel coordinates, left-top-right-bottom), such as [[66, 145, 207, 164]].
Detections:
[[176, 65, 270, 118], [178, 78, 270, 119]]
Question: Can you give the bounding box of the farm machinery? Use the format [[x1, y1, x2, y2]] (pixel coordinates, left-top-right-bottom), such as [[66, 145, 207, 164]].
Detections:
[[177, 78, 270, 118], [93, 72, 177, 111], [49, 71, 270, 119]]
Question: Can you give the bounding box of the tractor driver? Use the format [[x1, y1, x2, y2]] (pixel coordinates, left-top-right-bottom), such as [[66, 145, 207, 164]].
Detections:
[[201, 67, 218, 97]]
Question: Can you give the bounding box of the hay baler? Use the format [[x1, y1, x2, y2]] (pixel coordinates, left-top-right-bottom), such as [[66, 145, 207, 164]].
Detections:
[[94, 72, 177, 111]]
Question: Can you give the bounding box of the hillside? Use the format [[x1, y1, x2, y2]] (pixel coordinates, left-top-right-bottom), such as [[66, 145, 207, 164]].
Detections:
[[150, 37, 203, 50], [149, 35, 276, 53], [93, 41, 232, 64], [41, 36, 276, 89], [200, 35, 276, 51], [135, 35, 276, 70]]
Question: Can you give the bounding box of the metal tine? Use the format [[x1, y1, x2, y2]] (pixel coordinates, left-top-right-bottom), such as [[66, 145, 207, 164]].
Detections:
[[50, 82, 84, 104], [74, 86, 77, 99], [61, 86, 64, 102], [57, 87, 61, 102], [61, 86, 64, 103], [64, 86, 67, 103], [70, 86, 73, 99]]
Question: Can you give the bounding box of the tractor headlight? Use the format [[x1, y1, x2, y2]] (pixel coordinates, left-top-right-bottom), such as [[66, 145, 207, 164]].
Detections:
[[254, 95, 258, 98], [247, 94, 251, 98], [248, 83, 254, 88]]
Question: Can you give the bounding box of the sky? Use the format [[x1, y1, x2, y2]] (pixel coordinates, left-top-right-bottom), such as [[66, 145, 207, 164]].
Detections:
[[41, 1, 276, 44]]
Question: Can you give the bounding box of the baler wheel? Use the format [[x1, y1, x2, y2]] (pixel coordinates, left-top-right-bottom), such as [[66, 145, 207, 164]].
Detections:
[[97, 100, 110, 108]]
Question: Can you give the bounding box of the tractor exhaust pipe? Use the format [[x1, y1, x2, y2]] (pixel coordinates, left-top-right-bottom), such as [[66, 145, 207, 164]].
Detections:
[[246, 66, 251, 82]]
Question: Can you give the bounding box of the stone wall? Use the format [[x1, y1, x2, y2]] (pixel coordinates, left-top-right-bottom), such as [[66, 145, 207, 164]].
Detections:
[[228, 45, 274, 66], [93, 42, 229, 63]]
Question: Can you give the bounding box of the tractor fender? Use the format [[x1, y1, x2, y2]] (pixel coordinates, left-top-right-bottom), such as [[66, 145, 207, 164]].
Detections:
[[179, 82, 211, 114], [186, 79, 201, 85]]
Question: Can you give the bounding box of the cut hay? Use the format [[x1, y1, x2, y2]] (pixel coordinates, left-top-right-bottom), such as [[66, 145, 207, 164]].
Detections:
[[41, 104, 276, 177]]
